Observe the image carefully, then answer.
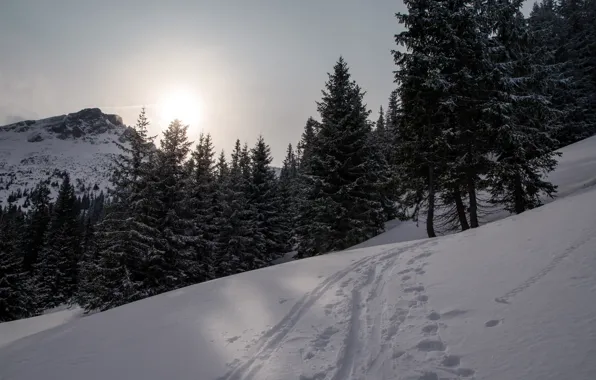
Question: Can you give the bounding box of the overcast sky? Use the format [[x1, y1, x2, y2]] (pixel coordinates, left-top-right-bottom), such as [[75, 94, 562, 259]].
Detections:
[[0, 0, 535, 164]]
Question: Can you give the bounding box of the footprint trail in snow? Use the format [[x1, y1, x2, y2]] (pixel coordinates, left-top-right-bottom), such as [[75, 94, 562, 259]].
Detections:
[[217, 240, 477, 380]]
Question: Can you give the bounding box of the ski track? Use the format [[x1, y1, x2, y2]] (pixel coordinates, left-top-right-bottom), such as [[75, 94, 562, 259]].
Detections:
[[494, 233, 596, 304], [217, 240, 431, 380], [217, 238, 485, 380]]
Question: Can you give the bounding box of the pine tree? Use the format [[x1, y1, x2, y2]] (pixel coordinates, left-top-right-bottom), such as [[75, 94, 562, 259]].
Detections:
[[37, 174, 81, 308], [149, 119, 193, 290], [185, 133, 218, 282], [296, 57, 386, 257], [278, 143, 299, 252], [485, 0, 560, 214], [249, 136, 285, 262], [296, 117, 319, 172], [22, 182, 51, 272], [78, 109, 158, 312], [393, 0, 451, 237], [217, 140, 256, 276], [0, 207, 32, 321]]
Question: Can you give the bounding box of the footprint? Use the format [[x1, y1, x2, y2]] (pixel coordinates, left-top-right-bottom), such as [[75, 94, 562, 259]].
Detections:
[[226, 336, 240, 343], [398, 268, 412, 275], [457, 368, 476, 377], [416, 340, 446, 352], [427, 312, 441, 321], [485, 319, 500, 327], [402, 275, 412, 281], [422, 324, 438, 334], [441, 355, 461, 367], [441, 309, 468, 318], [415, 268, 426, 274], [278, 298, 288, 304], [417, 294, 429, 302], [404, 285, 425, 293], [418, 372, 439, 380]]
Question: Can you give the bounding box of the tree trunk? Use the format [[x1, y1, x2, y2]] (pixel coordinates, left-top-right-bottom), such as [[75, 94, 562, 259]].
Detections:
[[467, 174, 479, 228], [453, 187, 470, 231], [513, 173, 525, 214], [427, 166, 436, 238]]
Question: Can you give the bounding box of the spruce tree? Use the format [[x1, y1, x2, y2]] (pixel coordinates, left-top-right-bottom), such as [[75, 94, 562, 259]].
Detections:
[[249, 136, 285, 262], [37, 174, 81, 308], [278, 143, 299, 252], [22, 182, 51, 272], [150, 119, 193, 290], [0, 205, 33, 321], [217, 140, 256, 275], [296, 57, 386, 257], [78, 109, 157, 312], [185, 133, 218, 282], [485, 0, 560, 214]]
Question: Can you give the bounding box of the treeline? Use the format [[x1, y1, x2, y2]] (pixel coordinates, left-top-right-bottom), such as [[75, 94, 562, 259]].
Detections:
[[391, 0, 595, 235], [0, 183, 104, 320], [1, 0, 595, 321]]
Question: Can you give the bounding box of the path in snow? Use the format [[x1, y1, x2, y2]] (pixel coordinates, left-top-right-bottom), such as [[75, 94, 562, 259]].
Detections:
[[216, 238, 480, 380]]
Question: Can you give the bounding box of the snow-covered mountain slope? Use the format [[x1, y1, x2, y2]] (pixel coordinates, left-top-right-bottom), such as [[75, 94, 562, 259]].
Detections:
[[2, 173, 596, 379], [351, 134, 596, 250], [0, 108, 128, 206]]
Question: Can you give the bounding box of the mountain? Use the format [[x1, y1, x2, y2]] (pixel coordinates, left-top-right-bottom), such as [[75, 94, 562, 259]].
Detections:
[[1, 136, 596, 379], [0, 108, 128, 206]]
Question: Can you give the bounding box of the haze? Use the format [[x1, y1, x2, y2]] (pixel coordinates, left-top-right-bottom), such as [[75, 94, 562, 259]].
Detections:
[[0, 0, 535, 164]]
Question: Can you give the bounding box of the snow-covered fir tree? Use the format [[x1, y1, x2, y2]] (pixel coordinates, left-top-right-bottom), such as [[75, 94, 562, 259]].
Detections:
[[278, 143, 299, 252], [216, 140, 258, 275], [22, 182, 51, 272], [296, 57, 387, 257], [78, 109, 157, 311], [485, 0, 560, 214], [37, 174, 81, 308], [249, 136, 285, 262], [185, 133, 219, 281], [0, 205, 33, 321]]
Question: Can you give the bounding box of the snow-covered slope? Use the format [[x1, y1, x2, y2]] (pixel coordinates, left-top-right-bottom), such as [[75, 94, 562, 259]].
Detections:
[[351, 134, 596, 250], [0, 108, 128, 206], [1, 168, 596, 379]]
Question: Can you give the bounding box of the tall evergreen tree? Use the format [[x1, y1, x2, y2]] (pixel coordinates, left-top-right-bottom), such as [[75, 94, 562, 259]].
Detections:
[[185, 133, 218, 282], [150, 119, 193, 290], [485, 0, 560, 214], [296, 57, 386, 257], [249, 136, 285, 262], [217, 140, 256, 275], [0, 205, 33, 321], [37, 174, 81, 308], [22, 182, 51, 272], [278, 143, 299, 251], [78, 109, 157, 312]]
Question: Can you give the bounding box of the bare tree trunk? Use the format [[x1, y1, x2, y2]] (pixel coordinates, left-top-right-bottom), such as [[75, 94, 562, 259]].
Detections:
[[427, 166, 436, 238], [467, 173, 479, 228], [453, 187, 470, 231], [514, 173, 525, 214]]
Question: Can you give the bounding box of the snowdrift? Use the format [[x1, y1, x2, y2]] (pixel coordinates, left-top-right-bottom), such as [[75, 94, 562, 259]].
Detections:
[[2, 167, 596, 379]]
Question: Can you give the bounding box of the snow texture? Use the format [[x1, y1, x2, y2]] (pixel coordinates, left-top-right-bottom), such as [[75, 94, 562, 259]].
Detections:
[[1, 137, 596, 379], [0, 109, 127, 206]]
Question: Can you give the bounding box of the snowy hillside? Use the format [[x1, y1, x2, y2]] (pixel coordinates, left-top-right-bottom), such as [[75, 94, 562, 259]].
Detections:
[[1, 142, 596, 379], [0, 108, 128, 206], [350, 135, 596, 250]]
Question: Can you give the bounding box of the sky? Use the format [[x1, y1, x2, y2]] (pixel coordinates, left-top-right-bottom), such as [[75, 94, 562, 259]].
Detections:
[[0, 0, 535, 165]]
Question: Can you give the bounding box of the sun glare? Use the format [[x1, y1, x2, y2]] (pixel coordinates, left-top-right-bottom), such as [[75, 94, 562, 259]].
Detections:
[[157, 88, 204, 126]]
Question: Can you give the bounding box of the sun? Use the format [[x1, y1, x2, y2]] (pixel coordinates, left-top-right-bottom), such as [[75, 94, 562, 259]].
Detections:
[[157, 88, 204, 126]]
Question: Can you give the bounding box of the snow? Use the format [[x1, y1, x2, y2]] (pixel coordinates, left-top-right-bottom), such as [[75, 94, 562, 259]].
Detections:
[[0, 110, 126, 205], [351, 135, 596, 250], [2, 137, 596, 379], [2, 139, 596, 379], [0, 306, 82, 349]]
